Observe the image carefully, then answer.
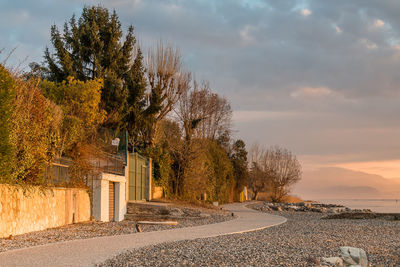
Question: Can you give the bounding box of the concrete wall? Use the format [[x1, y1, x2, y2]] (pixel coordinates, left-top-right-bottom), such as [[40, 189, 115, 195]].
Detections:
[[92, 172, 126, 222], [0, 184, 90, 238]]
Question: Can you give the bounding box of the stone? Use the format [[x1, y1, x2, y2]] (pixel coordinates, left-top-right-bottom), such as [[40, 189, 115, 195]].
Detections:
[[322, 257, 343, 266], [339, 247, 368, 267], [311, 208, 322, 213], [168, 208, 184, 217]]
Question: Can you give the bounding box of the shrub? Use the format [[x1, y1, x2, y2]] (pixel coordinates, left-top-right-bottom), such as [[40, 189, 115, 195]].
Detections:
[[10, 77, 62, 184], [205, 140, 235, 203], [0, 65, 15, 182]]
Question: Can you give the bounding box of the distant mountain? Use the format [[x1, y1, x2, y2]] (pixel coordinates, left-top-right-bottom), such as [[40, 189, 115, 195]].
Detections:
[[293, 167, 400, 200]]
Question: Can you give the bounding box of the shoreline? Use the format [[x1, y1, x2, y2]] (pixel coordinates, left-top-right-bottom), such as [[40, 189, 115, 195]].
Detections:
[[315, 198, 400, 214]]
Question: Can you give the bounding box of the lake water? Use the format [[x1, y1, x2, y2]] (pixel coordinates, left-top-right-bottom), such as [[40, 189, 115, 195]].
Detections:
[[316, 199, 400, 213]]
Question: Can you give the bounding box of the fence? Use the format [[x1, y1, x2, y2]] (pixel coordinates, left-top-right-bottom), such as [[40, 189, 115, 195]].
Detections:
[[128, 152, 152, 201], [45, 157, 73, 185], [46, 152, 125, 186], [91, 152, 125, 176]]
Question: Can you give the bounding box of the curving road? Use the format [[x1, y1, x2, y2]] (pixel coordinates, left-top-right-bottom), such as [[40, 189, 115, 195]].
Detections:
[[0, 203, 286, 267]]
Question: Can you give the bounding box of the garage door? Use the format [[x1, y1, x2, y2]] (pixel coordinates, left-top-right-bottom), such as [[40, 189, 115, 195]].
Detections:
[[109, 182, 114, 221]]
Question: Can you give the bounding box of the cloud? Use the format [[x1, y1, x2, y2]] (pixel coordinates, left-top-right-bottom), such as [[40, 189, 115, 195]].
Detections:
[[300, 8, 312, 16], [334, 25, 342, 34], [359, 38, 378, 49], [290, 86, 336, 98], [3, 0, 400, 177], [233, 110, 299, 123], [372, 19, 385, 29], [239, 25, 256, 44]]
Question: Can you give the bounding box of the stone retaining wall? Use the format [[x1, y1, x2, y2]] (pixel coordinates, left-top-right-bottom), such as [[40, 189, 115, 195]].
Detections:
[[0, 184, 90, 238]]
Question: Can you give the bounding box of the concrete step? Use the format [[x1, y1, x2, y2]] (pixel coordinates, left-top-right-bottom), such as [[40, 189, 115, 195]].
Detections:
[[125, 214, 201, 221], [125, 202, 203, 221], [126, 202, 172, 216]]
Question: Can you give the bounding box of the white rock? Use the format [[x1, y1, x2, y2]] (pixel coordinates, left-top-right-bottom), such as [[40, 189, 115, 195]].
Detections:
[[339, 247, 368, 267], [322, 256, 343, 266]]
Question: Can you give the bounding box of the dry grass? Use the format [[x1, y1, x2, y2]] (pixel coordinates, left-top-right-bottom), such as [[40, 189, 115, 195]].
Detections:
[[282, 195, 303, 203]]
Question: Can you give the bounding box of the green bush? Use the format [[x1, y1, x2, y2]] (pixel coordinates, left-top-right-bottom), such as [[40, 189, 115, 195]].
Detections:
[[0, 65, 15, 182], [10, 77, 62, 184], [205, 140, 235, 203]]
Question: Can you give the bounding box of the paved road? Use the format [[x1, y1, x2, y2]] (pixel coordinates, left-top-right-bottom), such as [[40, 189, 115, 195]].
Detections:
[[0, 203, 286, 267]]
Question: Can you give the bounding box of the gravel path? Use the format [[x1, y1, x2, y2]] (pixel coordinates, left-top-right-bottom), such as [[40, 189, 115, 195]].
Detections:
[[0, 203, 285, 267], [99, 204, 400, 266], [0, 206, 232, 253]]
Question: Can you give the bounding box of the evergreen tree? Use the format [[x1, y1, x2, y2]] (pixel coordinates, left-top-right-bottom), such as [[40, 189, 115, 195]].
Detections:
[[231, 139, 249, 194], [42, 6, 138, 130], [0, 65, 15, 182], [124, 48, 147, 148]]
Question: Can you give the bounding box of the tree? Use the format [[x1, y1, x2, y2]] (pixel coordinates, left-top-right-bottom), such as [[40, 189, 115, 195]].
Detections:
[[264, 146, 302, 202], [248, 144, 302, 202], [144, 42, 191, 147], [124, 48, 147, 148], [249, 161, 270, 200], [231, 139, 249, 198], [41, 5, 138, 129], [148, 119, 181, 195], [175, 80, 232, 142], [248, 143, 270, 200], [172, 79, 233, 197], [41, 77, 106, 157], [0, 65, 15, 182], [206, 140, 235, 203], [192, 82, 232, 140]]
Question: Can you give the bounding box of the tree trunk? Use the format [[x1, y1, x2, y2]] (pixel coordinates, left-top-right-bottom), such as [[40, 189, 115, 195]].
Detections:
[[253, 191, 259, 200]]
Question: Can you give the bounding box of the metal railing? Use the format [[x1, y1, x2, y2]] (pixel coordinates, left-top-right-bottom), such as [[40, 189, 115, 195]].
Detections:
[[46, 152, 125, 186], [92, 152, 125, 176]]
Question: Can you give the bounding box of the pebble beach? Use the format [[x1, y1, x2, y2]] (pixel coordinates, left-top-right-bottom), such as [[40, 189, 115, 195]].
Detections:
[[99, 203, 400, 266]]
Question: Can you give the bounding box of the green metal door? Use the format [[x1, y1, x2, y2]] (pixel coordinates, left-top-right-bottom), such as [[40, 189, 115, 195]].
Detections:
[[128, 153, 148, 201]]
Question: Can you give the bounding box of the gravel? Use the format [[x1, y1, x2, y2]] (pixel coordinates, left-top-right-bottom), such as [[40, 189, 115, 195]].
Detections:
[[99, 203, 400, 266], [0, 206, 232, 253]]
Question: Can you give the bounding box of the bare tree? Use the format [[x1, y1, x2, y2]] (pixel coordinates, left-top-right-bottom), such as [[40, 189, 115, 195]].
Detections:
[[248, 144, 302, 202], [263, 146, 302, 202], [248, 143, 270, 200], [175, 80, 232, 141], [145, 41, 191, 146], [170, 80, 210, 195], [195, 84, 232, 140], [170, 79, 233, 196]]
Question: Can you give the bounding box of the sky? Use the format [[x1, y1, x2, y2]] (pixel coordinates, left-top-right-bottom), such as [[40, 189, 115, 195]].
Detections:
[[2, 0, 400, 179]]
